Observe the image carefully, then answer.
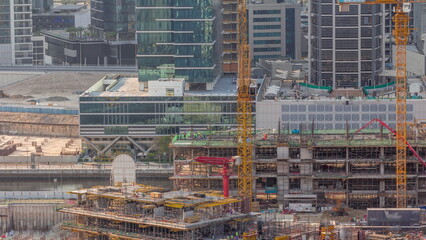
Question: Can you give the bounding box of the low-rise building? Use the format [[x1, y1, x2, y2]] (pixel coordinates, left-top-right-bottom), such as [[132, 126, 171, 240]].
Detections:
[[79, 75, 242, 158]]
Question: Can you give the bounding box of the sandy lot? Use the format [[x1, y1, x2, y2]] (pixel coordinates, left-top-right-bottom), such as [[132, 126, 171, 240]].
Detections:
[[0, 72, 110, 109]]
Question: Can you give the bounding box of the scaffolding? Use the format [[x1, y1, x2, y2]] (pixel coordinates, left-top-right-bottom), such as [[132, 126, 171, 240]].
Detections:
[[60, 184, 257, 240], [170, 129, 426, 210]]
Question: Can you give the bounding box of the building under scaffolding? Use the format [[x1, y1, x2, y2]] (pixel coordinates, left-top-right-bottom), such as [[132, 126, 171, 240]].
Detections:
[[170, 127, 426, 211], [59, 184, 258, 239]]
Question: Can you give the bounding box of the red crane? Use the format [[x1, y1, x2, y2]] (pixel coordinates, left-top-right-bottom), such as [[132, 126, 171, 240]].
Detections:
[[353, 119, 426, 168], [194, 156, 236, 197]]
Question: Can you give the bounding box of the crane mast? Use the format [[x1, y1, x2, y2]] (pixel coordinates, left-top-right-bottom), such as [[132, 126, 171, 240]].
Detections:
[[393, 2, 409, 208], [237, 0, 253, 212], [338, 0, 411, 207]]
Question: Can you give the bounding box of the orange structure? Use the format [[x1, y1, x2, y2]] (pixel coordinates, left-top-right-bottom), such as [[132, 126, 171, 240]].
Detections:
[[237, 0, 254, 213]]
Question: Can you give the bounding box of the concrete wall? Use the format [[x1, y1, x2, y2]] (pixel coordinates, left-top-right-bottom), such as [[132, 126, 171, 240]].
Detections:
[[256, 99, 426, 130], [0, 44, 13, 65], [406, 47, 426, 76], [0, 156, 78, 163], [0, 122, 79, 137], [0, 203, 74, 232], [0, 191, 73, 199]]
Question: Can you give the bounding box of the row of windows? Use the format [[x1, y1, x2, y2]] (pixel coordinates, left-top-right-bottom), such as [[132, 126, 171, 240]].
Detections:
[[253, 32, 281, 37], [80, 102, 237, 114], [284, 122, 396, 131], [80, 114, 237, 125], [282, 113, 414, 122], [253, 10, 281, 15], [253, 25, 281, 30], [253, 17, 281, 22], [282, 104, 413, 112], [253, 47, 281, 52], [254, 39, 281, 45]]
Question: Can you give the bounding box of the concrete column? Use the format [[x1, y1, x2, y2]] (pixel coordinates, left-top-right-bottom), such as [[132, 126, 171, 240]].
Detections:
[[277, 176, 285, 203], [346, 161, 350, 175], [380, 147, 385, 159], [380, 180, 385, 191], [300, 162, 312, 175], [282, 162, 289, 175], [283, 177, 289, 194], [301, 178, 313, 194], [380, 163, 384, 175], [300, 148, 313, 159], [379, 196, 385, 208], [277, 146, 289, 159], [346, 147, 349, 160]]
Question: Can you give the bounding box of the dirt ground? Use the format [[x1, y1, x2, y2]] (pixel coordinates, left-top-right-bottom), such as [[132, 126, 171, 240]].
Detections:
[[0, 72, 109, 109]]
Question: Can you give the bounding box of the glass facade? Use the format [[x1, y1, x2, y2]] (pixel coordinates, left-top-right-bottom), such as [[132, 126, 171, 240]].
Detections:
[[249, 3, 300, 62], [80, 96, 238, 135], [309, 0, 384, 88], [285, 8, 295, 59], [136, 0, 218, 85], [0, 0, 10, 44], [91, 0, 136, 40]]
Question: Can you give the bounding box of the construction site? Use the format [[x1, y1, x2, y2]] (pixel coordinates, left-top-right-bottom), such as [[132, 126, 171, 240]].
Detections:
[[170, 123, 426, 211], [0, 134, 81, 157]]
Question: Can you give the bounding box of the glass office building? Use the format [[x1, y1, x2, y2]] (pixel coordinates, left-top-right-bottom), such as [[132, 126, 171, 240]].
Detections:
[[0, 0, 33, 65], [91, 0, 136, 40], [309, 0, 385, 88], [247, 0, 301, 62], [79, 75, 240, 158], [136, 0, 219, 89]]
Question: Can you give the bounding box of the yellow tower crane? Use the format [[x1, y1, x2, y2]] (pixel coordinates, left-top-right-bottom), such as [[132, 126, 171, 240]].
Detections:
[[237, 0, 254, 213], [338, 0, 417, 207]]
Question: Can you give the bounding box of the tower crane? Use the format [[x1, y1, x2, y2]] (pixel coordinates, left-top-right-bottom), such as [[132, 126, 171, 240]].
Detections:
[[237, 0, 254, 212], [337, 0, 415, 208]]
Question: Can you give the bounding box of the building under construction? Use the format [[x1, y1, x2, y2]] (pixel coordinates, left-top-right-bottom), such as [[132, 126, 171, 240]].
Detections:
[[170, 125, 426, 211], [58, 184, 261, 239]]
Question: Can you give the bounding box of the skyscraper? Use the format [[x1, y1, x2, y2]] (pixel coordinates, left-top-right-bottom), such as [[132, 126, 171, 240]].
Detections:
[[413, 2, 426, 53], [309, 0, 385, 88], [89, 0, 136, 65], [247, 0, 301, 62], [0, 0, 33, 65], [136, 0, 219, 90], [90, 0, 135, 41], [221, 0, 238, 75]]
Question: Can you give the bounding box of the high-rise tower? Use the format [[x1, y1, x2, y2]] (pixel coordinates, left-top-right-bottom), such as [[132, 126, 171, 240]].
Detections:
[[309, 0, 385, 88], [0, 0, 33, 65], [136, 0, 219, 90]]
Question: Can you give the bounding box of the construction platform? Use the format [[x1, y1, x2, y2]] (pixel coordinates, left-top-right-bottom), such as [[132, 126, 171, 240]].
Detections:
[[59, 184, 257, 239]]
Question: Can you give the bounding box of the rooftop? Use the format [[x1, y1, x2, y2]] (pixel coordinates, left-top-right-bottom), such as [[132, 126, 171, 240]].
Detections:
[[41, 30, 103, 42], [83, 75, 238, 97], [258, 74, 426, 101]]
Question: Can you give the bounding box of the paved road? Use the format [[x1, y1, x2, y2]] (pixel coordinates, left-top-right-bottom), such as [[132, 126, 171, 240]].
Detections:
[[0, 65, 137, 73]]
